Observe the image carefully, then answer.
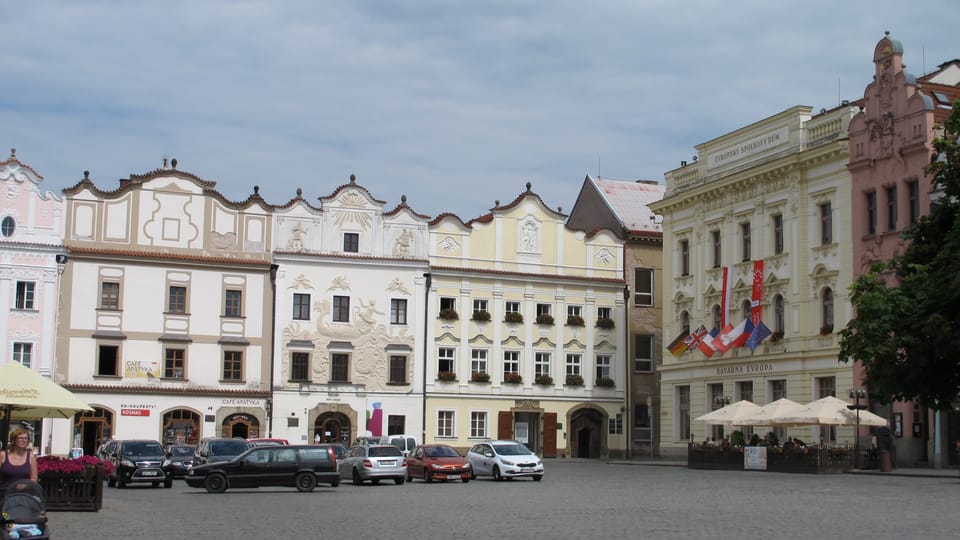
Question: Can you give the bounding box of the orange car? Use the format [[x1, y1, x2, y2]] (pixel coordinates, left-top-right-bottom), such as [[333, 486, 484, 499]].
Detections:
[[406, 444, 472, 483]]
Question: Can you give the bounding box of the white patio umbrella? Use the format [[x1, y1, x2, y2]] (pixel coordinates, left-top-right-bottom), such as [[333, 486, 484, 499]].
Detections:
[[694, 400, 761, 426], [0, 361, 94, 449], [776, 396, 888, 426], [736, 398, 806, 426]]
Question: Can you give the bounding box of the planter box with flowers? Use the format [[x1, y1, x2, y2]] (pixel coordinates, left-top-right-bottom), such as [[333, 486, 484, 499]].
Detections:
[[471, 310, 491, 322], [38, 455, 113, 511], [565, 374, 584, 386], [503, 372, 523, 384], [503, 312, 524, 324], [595, 317, 615, 330], [595, 377, 616, 388], [470, 371, 491, 383], [437, 371, 457, 382], [439, 308, 459, 321], [565, 315, 585, 327], [534, 374, 554, 386], [536, 314, 555, 326]]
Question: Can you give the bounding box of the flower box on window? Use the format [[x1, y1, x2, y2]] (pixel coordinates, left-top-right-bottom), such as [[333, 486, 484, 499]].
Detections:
[[437, 371, 457, 381], [565, 374, 584, 386], [595, 317, 615, 329], [471, 310, 491, 322], [439, 308, 459, 321], [534, 374, 553, 385], [595, 376, 615, 388], [770, 330, 784, 343], [565, 315, 585, 327], [470, 371, 491, 383], [504, 312, 524, 323], [819, 325, 833, 336], [536, 314, 555, 325], [503, 372, 523, 384]]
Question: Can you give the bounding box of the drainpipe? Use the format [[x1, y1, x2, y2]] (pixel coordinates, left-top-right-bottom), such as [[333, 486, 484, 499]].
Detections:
[[421, 273, 432, 446], [623, 283, 630, 460], [268, 264, 279, 438]]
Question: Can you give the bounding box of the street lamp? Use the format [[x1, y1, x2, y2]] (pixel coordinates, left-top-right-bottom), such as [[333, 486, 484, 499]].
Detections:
[[849, 388, 867, 470]]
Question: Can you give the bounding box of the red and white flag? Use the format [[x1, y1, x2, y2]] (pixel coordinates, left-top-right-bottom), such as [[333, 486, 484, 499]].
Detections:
[[751, 260, 764, 326]]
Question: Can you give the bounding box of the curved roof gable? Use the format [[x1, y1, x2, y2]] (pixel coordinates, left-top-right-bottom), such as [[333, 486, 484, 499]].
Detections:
[[319, 174, 386, 208]]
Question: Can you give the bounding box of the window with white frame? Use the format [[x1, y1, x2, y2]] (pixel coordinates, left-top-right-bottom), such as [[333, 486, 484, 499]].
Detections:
[[634, 335, 653, 372], [224, 289, 242, 317], [290, 352, 309, 382], [711, 304, 721, 331], [680, 310, 690, 334], [740, 221, 751, 262], [634, 268, 653, 306], [13, 343, 32, 368], [292, 293, 311, 321], [343, 232, 359, 253], [332, 295, 350, 323], [772, 214, 784, 254], [14, 282, 35, 310], [437, 410, 455, 438], [505, 301, 520, 314], [471, 349, 488, 375], [820, 202, 833, 245], [100, 281, 120, 310], [473, 299, 489, 315], [597, 306, 611, 320], [677, 386, 691, 440], [711, 230, 721, 268], [595, 354, 612, 380], [535, 352, 551, 376], [608, 413, 623, 434], [438, 347, 456, 376], [330, 353, 349, 382], [774, 295, 784, 334], [565, 353, 581, 376], [503, 350, 520, 375], [440, 297, 456, 312], [470, 411, 487, 438], [536, 303, 551, 317], [821, 288, 834, 332], [567, 305, 582, 317], [164, 348, 185, 380], [391, 299, 407, 325], [389, 355, 407, 384]]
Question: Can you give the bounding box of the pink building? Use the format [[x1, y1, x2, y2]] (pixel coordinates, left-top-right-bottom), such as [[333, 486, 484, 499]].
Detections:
[[848, 33, 960, 467], [0, 149, 66, 453]]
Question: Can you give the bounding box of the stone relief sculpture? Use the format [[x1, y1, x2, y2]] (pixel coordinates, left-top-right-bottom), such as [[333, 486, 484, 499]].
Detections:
[[355, 299, 383, 325], [595, 248, 614, 265], [211, 231, 237, 250], [328, 276, 351, 291], [288, 274, 313, 290], [439, 236, 460, 252], [386, 278, 411, 296], [521, 220, 539, 252], [392, 229, 413, 257], [288, 222, 307, 251]]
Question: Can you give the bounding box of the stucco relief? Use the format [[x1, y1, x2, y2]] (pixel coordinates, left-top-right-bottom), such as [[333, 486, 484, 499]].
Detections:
[[868, 114, 895, 160], [594, 248, 614, 265], [519, 219, 540, 253], [332, 210, 371, 230], [288, 222, 308, 251], [386, 278, 411, 296], [339, 190, 367, 207], [288, 274, 314, 290], [328, 276, 351, 291], [392, 229, 414, 257], [211, 231, 237, 250], [438, 236, 460, 252]]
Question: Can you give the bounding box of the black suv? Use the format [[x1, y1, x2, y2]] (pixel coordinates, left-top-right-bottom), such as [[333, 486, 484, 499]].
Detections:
[[185, 445, 340, 493], [194, 437, 250, 465], [107, 439, 172, 488]]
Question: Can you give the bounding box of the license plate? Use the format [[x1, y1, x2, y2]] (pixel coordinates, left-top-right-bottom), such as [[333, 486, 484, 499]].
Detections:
[[380, 460, 396, 466], [521, 468, 535, 472], [142, 470, 159, 476]]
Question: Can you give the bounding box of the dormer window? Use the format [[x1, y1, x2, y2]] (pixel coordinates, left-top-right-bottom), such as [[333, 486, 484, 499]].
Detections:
[[343, 232, 359, 253]]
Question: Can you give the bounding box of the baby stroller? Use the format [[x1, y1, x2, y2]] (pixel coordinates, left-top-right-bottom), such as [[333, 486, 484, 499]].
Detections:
[[1, 480, 50, 539]]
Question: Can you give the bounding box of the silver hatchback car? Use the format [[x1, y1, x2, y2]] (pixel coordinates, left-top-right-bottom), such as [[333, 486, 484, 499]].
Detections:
[[338, 444, 407, 485]]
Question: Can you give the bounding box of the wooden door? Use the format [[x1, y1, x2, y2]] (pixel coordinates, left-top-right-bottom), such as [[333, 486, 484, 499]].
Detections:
[[498, 411, 513, 440], [543, 413, 557, 457]]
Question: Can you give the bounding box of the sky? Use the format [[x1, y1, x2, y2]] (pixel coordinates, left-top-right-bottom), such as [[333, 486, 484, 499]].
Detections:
[[3, 1, 956, 220]]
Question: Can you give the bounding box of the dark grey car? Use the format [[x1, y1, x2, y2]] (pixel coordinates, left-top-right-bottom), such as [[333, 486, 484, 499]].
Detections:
[[194, 437, 250, 465]]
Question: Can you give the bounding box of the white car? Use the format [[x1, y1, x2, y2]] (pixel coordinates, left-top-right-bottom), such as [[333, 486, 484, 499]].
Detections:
[[466, 440, 544, 481]]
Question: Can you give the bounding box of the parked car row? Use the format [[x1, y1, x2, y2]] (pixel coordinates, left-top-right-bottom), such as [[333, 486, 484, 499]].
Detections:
[[98, 437, 543, 494]]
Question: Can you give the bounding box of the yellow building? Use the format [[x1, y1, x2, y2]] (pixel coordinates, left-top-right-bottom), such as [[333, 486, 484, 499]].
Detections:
[[425, 183, 626, 458], [650, 105, 857, 457]]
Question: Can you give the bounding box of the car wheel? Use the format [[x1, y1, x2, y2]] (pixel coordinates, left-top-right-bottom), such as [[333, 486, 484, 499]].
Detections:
[[164, 478, 173, 488], [371, 478, 380, 485], [533, 475, 543, 482], [492, 466, 503, 481], [204, 473, 228, 494], [424, 470, 432, 483], [352, 469, 363, 486], [462, 477, 470, 483], [394, 477, 404, 485], [295, 472, 317, 493], [330, 479, 340, 488], [470, 470, 476, 480]]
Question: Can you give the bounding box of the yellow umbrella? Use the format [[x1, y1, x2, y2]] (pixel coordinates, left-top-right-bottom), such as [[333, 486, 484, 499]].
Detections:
[[0, 361, 94, 448]]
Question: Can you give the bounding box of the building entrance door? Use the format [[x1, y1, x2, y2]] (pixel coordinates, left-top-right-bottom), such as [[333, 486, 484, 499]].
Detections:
[[316, 412, 351, 444]]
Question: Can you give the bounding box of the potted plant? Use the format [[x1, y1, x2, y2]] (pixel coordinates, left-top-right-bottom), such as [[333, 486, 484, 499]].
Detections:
[[770, 330, 784, 343], [565, 373, 584, 386], [503, 372, 523, 384], [565, 315, 585, 326], [470, 371, 491, 383], [437, 370, 457, 381], [536, 313, 555, 325], [472, 310, 491, 322], [534, 374, 553, 385], [729, 430, 745, 448], [504, 312, 524, 323], [595, 317, 615, 329], [595, 376, 615, 388], [819, 324, 833, 335], [439, 308, 459, 320], [38, 455, 114, 511]]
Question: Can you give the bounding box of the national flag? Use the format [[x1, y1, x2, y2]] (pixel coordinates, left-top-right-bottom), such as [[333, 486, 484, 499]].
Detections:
[[711, 324, 736, 354], [720, 267, 733, 328], [751, 260, 764, 326], [732, 319, 755, 348], [705, 326, 723, 357], [745, 320, 772, 351], [686, 324, 714, 357], [667, 329, 690, 357]]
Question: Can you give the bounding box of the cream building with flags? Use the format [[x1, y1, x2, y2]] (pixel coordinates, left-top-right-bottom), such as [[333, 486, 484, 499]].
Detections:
[[650, 105, 857, 457]]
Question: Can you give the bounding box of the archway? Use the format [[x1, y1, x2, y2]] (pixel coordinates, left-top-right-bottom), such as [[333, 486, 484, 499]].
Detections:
[[74, 407, 113, 457], [315, 412, 351, 444], [221, 413, 260, 439], [162, 409, 201, 445], [569, 406, 605, 459]]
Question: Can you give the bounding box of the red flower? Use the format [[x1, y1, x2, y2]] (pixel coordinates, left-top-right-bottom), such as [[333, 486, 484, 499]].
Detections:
[[37, 455, 114, 476]]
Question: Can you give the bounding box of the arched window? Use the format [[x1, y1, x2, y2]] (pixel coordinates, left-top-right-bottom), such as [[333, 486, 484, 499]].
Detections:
[[821, 288, 834, 333], [773, 294, 785, 334], [740, 300, 751, 321], [1, 216, 15, 237], [680, 310, 690, 334], [711, 304, 721, 331]]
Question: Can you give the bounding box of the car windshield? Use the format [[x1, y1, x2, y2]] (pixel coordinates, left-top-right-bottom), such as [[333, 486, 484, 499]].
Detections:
[[211, 440, 249, 454], [125, 442, 164, 456], [169, 446, 194, 457], [369, 447, 402, 457], [427, 446, 460, 458], [492, 443, 532, 456]]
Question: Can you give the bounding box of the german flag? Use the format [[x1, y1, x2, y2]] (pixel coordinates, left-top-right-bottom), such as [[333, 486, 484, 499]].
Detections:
[[667, 330, 690, 357]]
